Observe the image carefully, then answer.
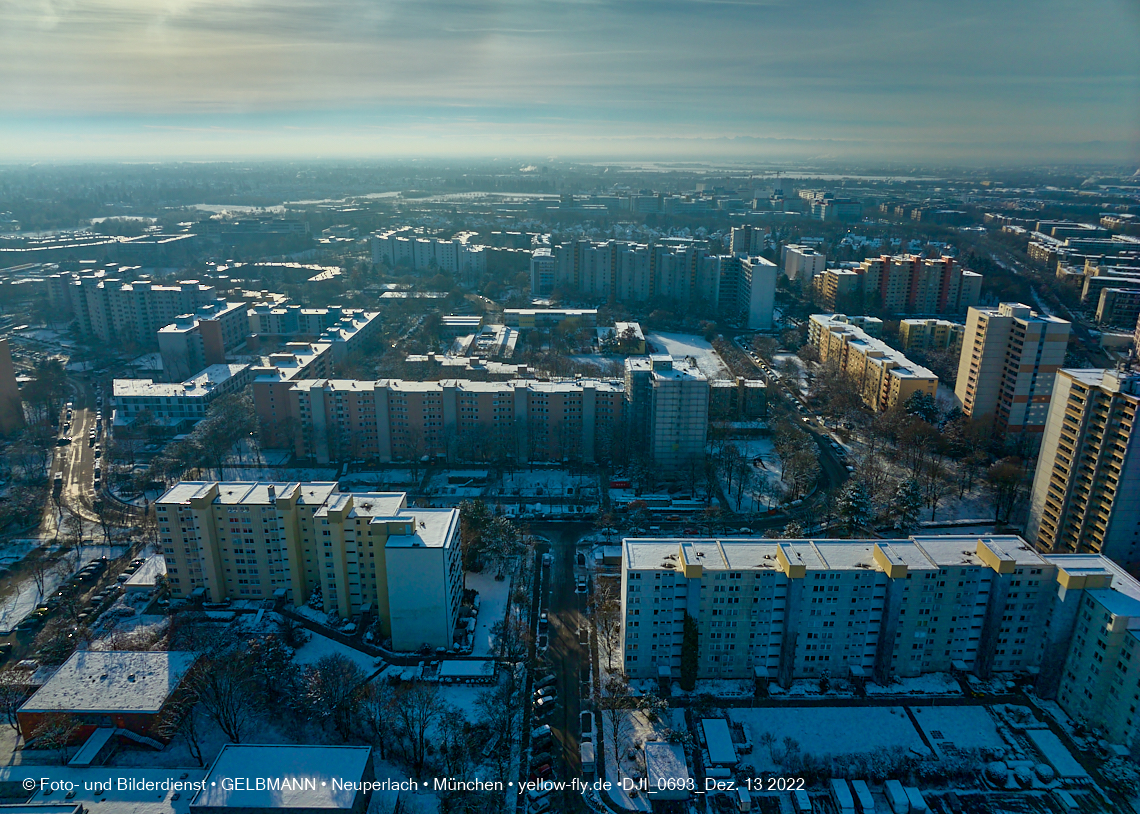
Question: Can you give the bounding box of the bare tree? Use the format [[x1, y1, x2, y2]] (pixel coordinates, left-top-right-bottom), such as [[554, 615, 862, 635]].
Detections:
[[598, 675, 636, 781], [299, 654, 367, 741], [191, 654, 261, 744], [360, 679, 398, 761], [0, 674, 29, 737], [393, 681, 447, 776], [590, 576, 622, 672], [154, 691, 205, 767]]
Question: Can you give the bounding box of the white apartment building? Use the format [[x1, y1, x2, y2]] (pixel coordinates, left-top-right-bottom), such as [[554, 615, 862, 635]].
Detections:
[[533, 240, 775, 327], [1027, 369, 1140, 568], [371, 231, 486, 278], [783, 244, 827, 292], [156, 482, 462, 651], [112, 363, 252, 429], [620, 535, 1140, 750], [955, 303, 1071, 443], [624, 356, 710, 467]]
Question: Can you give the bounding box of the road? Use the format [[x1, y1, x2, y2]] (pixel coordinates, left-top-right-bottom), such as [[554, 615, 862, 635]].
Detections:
[[731, 336, 850, 517], [532, 522, 592, 813], [44, 379, 103, 529]]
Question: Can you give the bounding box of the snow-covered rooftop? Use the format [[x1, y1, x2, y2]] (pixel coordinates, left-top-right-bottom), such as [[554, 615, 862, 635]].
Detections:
[[19, 650, 197, 715], [385, 508, 458, 549], [193, 744, 372, 809], [157, 481, 340, 508], [625, 535, 1053, 574]]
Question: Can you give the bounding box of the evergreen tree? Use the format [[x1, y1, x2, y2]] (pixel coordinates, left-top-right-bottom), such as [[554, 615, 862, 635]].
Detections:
[[837, 480, 874, 536], [680, 613, 699, 692]]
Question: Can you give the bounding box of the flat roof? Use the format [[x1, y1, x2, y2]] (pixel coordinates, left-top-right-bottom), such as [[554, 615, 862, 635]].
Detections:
[[124, 555, 168, 588], [157, 481, 340, 508], [20, 651, 197, 715], [385, 508, 458, 549], [701, 718, 737, 765], [644, 741, 690, 797], [114, 364, 249, 398], [193, 744, 372, 809], [438, 660, 495, 678], [625, 536, 1050, 574]]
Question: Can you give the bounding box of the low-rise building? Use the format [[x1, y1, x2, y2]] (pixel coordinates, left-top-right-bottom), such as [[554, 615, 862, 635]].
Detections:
[[156, 482, 462, 649], [191, 744, 375, 814], [504, 308, 598, 328], [113, 363, 252, 429], [17, 650, 198, 743]]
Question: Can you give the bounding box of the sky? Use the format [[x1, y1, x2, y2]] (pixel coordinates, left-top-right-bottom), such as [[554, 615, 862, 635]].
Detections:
[[0, 0, 1138, 164]]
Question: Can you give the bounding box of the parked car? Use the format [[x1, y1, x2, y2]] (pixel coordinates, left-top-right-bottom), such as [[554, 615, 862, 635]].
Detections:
[[534, 673, 557, 691], [533, 687, 556, 703], [529, 764, 552, 781]]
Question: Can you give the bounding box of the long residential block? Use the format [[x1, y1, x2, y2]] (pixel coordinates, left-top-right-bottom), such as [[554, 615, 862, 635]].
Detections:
[[809, 314, 937, 411], [620, 535, 1140, 750]]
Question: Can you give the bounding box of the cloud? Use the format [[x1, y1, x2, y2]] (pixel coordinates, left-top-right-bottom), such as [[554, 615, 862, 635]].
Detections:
[[0, 0, 1136, 161]]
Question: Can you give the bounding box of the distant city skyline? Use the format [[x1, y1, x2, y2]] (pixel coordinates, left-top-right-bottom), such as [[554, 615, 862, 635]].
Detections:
[[0, 0, 1137, 163]]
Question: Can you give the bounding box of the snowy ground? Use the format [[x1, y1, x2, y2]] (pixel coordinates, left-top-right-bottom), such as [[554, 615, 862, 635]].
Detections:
[[294, 629, 381, 674], [598, 707, 684, 812], [0, 542, 128, 635], [646, 331, 731, 380], [712, 436, 787, 512], [767, 672, 962, 698], [910, 705, 1006, 755], [465, 569, 512, 657], [730, 706, 925, 771], [497, 469, 598, 498], [342, 470, 420, 489], [842, 430, 996, 524], [219, 466, 339, 481]]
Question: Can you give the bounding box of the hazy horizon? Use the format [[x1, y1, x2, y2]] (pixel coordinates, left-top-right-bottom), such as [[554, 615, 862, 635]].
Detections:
[[2, 0, 1138, 164]]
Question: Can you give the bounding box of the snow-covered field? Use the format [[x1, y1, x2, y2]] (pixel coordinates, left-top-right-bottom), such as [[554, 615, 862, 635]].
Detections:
[[219, 466, 339, 482], [711, 437, 786, 512], [910, 705, 1005, 753], [294, 629, 380, 674], [730, 706, 925, 771], [465, 570, 512, 657], [647, 331, 731, 380]]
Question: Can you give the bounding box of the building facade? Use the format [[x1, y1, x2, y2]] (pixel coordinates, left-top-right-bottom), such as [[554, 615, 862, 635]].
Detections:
[[812, 255, 981, 315], [809, 314, 937, 412], [528, 240, 776, 326], [783, 244, 827, 292], [955, 303, 1071, 444], [112, 364, 252, 429], [156, 482, 462, 650], [624, 356, 710, 467], [620, 534, 1140, 751], [1026, 369, 1140, 569], [157, 301, 249, 380], [898, 318, 966, 354], [287, 376, 626, 465]]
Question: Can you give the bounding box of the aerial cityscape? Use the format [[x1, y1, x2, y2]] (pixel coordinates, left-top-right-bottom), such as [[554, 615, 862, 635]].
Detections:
[[0, 2, 1138, 814]]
